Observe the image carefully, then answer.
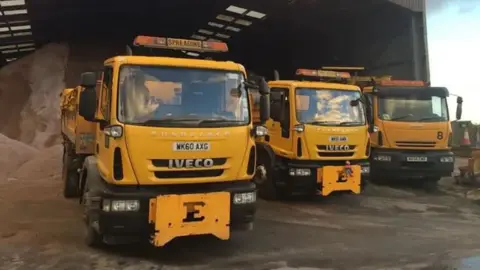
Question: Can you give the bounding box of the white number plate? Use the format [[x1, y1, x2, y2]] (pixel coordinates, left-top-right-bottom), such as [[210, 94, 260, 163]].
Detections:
[[173, 142, 210, 151], [406, 156, 428, 162]]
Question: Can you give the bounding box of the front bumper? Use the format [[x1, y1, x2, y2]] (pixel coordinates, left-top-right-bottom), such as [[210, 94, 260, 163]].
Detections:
[[85, 180, 256, 243], [274, 158, 369, 195], [369, 148, 454, 179]]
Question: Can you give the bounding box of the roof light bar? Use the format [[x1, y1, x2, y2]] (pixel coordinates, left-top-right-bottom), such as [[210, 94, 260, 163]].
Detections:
[[321, 66, 365, 71], [377, 80, 427, 87], [133, 35, 228, 53], [296, 68, 351, 79]]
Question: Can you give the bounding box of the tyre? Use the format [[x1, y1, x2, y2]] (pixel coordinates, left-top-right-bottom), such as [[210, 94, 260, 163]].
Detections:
[[62, 153, 80, 198], [422, 177, 440, 192], [84, 216, 103, 248], [82, 178, 104, 248], [255, 155, 286, 201]]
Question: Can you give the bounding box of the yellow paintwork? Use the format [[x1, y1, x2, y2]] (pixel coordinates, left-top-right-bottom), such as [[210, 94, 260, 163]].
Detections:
[[60, 87, 96, 154], [319, 165, 361, 196], [148, 192, 230, 247], [254, 79, 368, 195], [363, 86, 451, 150], [471, 150, 480, 175], [61, 53, 256, 245], [90, 56, 254, 186], [265, 80, 369, 161]]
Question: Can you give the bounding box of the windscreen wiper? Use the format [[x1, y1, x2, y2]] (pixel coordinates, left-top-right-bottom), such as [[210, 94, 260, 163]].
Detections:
[[338, 121, 364, 126], [417, 116, 445, 121], [138, 118, 201, 125], [390, 115, 412, 121], [198, 119, 245, 126], [304, 121, 340, 126]]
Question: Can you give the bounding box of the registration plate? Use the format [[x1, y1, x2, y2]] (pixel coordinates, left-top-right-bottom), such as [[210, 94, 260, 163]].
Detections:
[[173, 142, 210, 151], [406, 156, 428, 162]]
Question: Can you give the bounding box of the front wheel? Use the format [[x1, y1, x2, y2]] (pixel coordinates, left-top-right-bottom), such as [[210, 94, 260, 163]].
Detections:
[[422, 177, 440, 192], [254, 155, 289, 200], [82, 178, 104, 248]]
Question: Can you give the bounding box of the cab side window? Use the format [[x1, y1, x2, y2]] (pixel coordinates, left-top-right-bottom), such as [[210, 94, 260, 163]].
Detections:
[[100, 67, 113, 121], [270, 87, 290, 138]]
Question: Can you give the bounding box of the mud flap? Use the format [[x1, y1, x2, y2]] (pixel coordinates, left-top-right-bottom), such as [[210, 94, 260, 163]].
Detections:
[[318, 165, 361, 196], [148, 192, 231, 247]]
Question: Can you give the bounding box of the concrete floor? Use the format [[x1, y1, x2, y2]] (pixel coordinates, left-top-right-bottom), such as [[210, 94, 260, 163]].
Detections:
[[1, 157, 480, 270]]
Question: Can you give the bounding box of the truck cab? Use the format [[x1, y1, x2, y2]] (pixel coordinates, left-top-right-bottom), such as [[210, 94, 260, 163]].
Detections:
[[360, 78, 463, 186], [254, 69, 371, 199], [63, 36, 270, 247]]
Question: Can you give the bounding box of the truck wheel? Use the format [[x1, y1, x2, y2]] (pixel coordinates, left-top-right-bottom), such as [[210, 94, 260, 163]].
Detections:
[[423, 177, 440, 192], [255, 155, 287, 200], [84, 216, 103, 248], [82, 180, 104, 248], [62, 153, 80, 198]]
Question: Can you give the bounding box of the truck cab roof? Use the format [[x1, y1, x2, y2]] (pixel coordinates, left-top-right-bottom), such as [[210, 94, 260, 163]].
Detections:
[[103, 56, 246, 73], [269, 80, 361, 91]]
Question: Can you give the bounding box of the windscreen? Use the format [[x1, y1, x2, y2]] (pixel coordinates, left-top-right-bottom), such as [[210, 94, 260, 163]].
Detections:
[[117, 65, 249, 127], [378, 94, 448, 122], [295, 88, 365, 126]]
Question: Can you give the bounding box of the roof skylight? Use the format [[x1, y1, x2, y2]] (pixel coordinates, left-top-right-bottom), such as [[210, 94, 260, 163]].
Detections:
[[215, 33, 230, 39], [4, 9, 27, 15], [226, 5, 247, 15], [246, 10, 266, 19], [208, 21, 224, 28], [216, 14, 235, 22]]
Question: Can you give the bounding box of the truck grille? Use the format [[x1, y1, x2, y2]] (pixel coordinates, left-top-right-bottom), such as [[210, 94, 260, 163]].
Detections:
[[154, 170, 224, 179], [151, 158, 227, 179], [395, 141, 436, 148], [317, 145, 356, 157]]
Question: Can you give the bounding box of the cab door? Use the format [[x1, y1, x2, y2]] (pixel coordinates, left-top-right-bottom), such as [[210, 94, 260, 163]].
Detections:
[[95, 66, 114, 180], [266, 87, 293, 156]]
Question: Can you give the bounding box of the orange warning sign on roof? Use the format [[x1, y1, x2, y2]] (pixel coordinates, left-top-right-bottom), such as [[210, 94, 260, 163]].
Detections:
[[133, 35, 228, 52]]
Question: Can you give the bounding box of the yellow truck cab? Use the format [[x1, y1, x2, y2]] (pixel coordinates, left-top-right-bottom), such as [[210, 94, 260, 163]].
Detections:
[[60, 36, 270, 247], [253, 69, 371, 199], [359, 77, 463, 187]]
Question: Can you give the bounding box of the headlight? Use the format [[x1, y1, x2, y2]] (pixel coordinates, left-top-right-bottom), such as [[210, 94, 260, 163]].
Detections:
[[102, 199, 140, 212], [104, 125, 123, 138], [440, 156, 454, 163], [289, 168, 311, 176], [361, 166, 370, 174], [255, 125, 268, 137], [374, 155, 391, 162], [233, 192, 256, 204]]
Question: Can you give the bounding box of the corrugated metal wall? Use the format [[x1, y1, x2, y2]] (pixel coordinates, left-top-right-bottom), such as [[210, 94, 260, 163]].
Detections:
[[388, 0, 425, 12], [348, 2, 429, 81]]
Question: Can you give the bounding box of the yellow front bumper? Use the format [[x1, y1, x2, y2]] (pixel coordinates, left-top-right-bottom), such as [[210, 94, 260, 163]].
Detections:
[[148, 192, 231, 247], [317, 165, 361, 196]]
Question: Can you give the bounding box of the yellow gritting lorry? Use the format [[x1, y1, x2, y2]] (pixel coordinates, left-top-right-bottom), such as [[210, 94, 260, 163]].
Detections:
[[355, 75, 463, 187], [60, 36, 270, 247], [252, 68, 372, 200]]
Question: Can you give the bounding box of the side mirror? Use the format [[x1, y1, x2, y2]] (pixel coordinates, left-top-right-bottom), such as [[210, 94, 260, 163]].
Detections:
[[79, 87, 97, 122], [259, 94, 270, 123], [456, 96, 463, 120], [80, 72, 97, 88], [257, 77, 270, 95]]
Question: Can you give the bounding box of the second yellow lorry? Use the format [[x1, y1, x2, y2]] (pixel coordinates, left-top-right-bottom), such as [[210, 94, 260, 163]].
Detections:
[[252, 68, 372, 199]]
